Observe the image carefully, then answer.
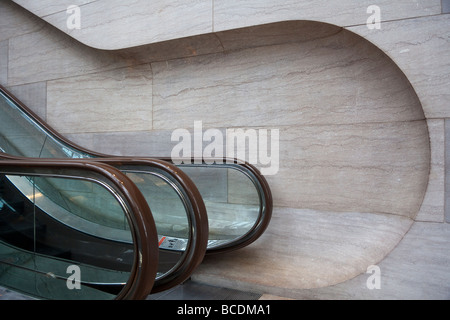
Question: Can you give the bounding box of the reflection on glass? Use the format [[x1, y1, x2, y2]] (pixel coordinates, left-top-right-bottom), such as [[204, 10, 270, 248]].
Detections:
[[0, 92, 91, 159], [180, 165, 261, 249], [0, 87, 270, 256], [123, 171, 189, 278], [0, 91, 192, 279], [0, 173, 134, 300]]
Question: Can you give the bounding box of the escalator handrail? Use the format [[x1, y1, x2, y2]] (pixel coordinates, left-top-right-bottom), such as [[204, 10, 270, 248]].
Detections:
[[0, 85, 209, 291], [168, 157, 273, 255], [0, 84, 109, 158], [0, 85, 272, 254], [0, 158, 159, 300], [96, 157, 208, 293], [0, 153, 208, 293]]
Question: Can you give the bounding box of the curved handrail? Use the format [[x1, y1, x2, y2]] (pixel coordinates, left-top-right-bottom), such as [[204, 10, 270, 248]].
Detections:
[[0, 85, 209, 292], [98, 157, 208, 292], [0, 84, 272, 254], [0, 159, 159, 300], [174, 157, 273, 255], [0, 153, 208, 293]]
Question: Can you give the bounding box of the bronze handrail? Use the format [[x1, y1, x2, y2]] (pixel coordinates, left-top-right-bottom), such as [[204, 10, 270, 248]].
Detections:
[[0, 84, 272, 255], [0, 158, 159, 300], [170, 157, 273, 255], [0, 153, 208, 293]]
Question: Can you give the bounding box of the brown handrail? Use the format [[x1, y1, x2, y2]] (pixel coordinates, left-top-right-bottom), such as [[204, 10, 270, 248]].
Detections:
[[0, 84, 108, 158], [0, 84, 272, 255], [0, 158, 159, 300], [98, 157, 208, 293], [1, 85, 210, 292], [0, 153, 208, 293], [163, 156, 273, 255]]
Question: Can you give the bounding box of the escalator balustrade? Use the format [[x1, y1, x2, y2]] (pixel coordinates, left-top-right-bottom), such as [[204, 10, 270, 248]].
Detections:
[[0, 85, 272, 255], [0, 160, 158, 300]]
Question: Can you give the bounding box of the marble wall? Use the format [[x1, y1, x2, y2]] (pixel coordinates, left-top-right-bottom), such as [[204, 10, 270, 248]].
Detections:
[[1, 0, 448, 297], [11, 0, 442, 49]]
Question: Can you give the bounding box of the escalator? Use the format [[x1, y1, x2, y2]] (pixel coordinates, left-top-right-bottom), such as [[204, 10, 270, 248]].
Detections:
[[0, 154, 209, 294], [0, 85, 210, 294], [0, 84, 272, 298], [0, 85, 272, 255], [0, 159, 159, 300]]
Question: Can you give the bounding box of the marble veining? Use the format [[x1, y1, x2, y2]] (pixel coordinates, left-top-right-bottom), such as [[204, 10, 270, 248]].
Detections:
[[152, 30, 425, 130], [194, 208, 414, 290], [47, 64, 153, 134], [1, 1, 445, 298], [347, 14, 450, 119], [12, 0, 442, 50]]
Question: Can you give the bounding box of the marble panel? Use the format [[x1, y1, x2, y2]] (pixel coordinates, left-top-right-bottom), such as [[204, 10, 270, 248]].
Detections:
[[310, 221, 450, 299], [151, 27, 430, 217], [227, 121, 430, 217], [7, 82, 47, 120], [67, 130, 174, 157], [67, 127, 228, 159], [446, 119, 450, 223], [194, 220, 450, 299], [8, 22, 130, 86], [152, 29, 425, 130], [66, 130, 231, 205], [0, 40, 7, 85], [193, 208, 413, 290], [347, 14, 450, 119], [13, 0, 98, 17], [47, 65, 152, 134], [35, 0, 213, 50], [0, 0, 45, 43], [12, 0, 441, 50], [443, 0, 450, 13], [215, 20, 342, 52], [416, 119, 445, 222], [214, 0, 441, 33], [117, 33, 224, 65]]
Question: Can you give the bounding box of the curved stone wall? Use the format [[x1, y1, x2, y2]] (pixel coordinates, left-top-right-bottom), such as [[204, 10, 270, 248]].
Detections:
[[174, 22, 430, 290], [150, 22, 429, 218], [2, 1, 444, 297]]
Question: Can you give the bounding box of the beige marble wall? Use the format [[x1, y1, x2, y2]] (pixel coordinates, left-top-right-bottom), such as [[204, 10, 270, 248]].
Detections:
[[12, 0, 441, 49], [7, 22, 130, 86], [213, 0, 441, 33], [347, 14, 450, 119], [446, 120, 450, 223], [0, 40, 7, 85], [7, 82, 47, 120], [47, 64, 153, 134], [152, 29, 425, 129], [416, 119, 445, 222], [12, 0, 97, 17], [151, 27, 430, 217], [1, 0, 448, 297], [0, 0, 44, 43], [194, 208, 413, 290], [13, 0, 214, 50], [195, 220, 450, 299]]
